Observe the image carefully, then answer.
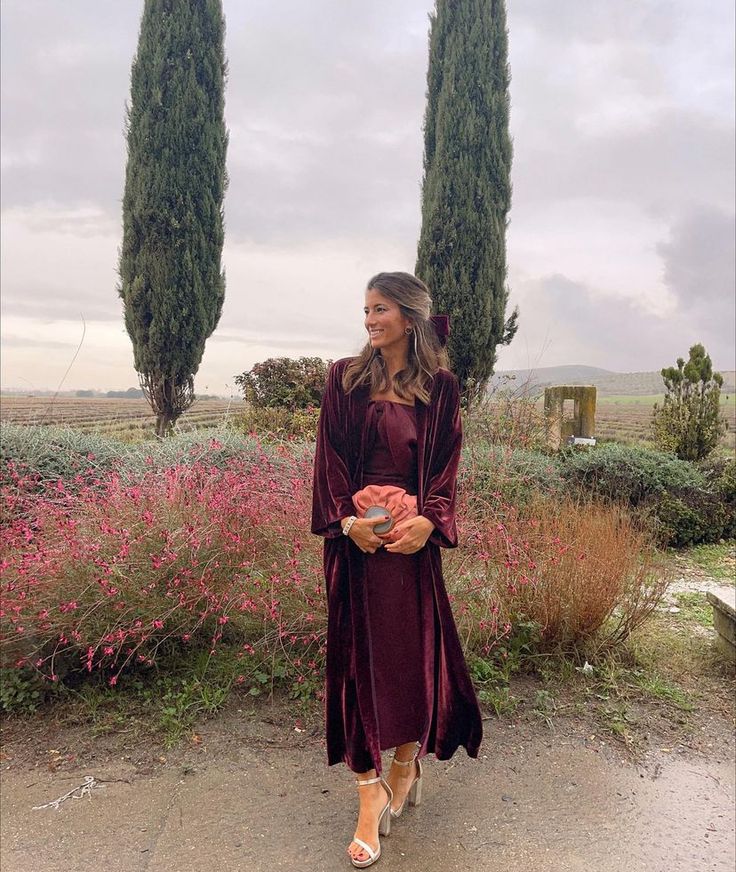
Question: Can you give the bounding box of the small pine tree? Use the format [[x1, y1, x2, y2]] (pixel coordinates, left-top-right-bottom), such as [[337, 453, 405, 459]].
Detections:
[[118, 0, 228, 437], [652, 344, 728, 461], [416, 0, 518, 405]]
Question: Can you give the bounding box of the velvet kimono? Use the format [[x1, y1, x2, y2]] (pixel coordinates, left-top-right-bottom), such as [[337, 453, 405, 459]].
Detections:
[[311, 357, 483, 774]]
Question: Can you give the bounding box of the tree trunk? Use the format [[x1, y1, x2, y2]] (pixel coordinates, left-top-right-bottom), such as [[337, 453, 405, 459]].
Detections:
[[155, 411, 175, 438]]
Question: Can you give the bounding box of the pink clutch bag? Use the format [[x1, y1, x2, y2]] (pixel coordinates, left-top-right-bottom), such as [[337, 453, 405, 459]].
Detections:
[[352, 484, 418, 543]]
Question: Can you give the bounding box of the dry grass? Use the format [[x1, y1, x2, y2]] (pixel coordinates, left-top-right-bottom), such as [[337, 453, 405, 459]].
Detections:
[[449, 493, 668, 656]]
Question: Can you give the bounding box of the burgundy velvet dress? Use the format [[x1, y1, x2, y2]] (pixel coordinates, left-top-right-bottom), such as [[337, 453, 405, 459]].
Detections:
[[362, 400, 428, 750], [311, 358, 483, 775]]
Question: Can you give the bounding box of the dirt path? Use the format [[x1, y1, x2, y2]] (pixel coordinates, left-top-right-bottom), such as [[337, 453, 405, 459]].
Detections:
[[1, 688, 734, 872]]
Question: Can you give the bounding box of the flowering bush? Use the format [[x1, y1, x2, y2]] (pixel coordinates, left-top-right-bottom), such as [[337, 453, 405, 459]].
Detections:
[[453, 449, 667, 654], [1, 428, 666, 712], [1, 437, 326, 700]]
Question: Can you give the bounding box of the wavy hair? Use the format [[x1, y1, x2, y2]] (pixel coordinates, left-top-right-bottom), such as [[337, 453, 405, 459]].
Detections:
[[342, 271, 449, 405]]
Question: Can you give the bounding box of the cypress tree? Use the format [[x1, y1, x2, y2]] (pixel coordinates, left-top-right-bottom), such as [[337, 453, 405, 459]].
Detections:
[[416, 0, 517, 404], [118, 0, 228, 436]]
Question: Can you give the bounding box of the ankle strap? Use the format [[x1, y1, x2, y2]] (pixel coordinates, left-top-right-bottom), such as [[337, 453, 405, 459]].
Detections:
[[392, 742, 421, 766], [355, 775, 382, 786]]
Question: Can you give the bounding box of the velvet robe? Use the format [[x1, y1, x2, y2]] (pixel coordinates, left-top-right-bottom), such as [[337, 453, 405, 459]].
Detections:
[[311, 357, 483, 774]]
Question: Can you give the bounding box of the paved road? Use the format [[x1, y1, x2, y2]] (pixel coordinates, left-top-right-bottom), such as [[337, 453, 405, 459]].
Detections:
[[2, 718, 734, 872]]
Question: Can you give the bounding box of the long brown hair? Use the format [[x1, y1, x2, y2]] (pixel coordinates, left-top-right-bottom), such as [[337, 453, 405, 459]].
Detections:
[[342, 272, 449, 405]]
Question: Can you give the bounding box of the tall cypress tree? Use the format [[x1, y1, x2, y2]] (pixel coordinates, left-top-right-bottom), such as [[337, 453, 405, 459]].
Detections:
[[416, 0, 517, 404], [118, 0, 228, 436]]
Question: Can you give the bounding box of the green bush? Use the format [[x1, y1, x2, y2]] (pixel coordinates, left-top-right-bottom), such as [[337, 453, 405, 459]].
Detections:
[[713, 460, 736, 539], [558, 443, 733, 547], [653, 494, 711, 548], [0, 667, 46, 714], [0, 424, 126, 484], [234, 356, 330, 410], [460, 444, 563, 505], [651, 344, 728, 461], [0, 423, 266, 487], [558, 443, 706, 504], [233, 405, 320, 441]]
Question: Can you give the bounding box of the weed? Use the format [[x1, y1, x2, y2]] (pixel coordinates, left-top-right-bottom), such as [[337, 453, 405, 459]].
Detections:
[[681, 542, 735, 582], [674, 592, 713, 628]]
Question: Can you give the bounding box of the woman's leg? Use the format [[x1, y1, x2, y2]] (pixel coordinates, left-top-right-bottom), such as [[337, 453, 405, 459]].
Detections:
[[347, 768, 390, 863], [385, 741, 420, 813]]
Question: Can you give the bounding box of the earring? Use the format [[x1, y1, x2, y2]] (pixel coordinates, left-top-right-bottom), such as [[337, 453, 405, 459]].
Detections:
[[404, 326, 413, 335]]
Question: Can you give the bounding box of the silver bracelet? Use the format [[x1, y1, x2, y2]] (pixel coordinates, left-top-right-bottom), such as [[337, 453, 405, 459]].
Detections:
[[342, 515, 358, 537]]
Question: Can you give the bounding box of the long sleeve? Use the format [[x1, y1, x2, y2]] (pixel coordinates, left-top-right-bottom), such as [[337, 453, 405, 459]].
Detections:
[[311, 361, 356, 538], [422, 373, 462, 549]]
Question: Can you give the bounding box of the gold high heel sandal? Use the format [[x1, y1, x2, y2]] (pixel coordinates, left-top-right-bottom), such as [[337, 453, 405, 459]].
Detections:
[[389, 743, 423, 819], [349, 775, 392, 868]]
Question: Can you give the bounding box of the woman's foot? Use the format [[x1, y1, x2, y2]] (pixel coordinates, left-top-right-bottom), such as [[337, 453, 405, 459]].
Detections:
[[386, 742, 421, 816], [348, 778, 390, 864]]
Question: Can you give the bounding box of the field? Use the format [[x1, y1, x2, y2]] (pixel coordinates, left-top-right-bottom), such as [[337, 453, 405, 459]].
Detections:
[[595, 394, 735, 451], [1, 393, 734, 451], [0, 396, 244, 440]]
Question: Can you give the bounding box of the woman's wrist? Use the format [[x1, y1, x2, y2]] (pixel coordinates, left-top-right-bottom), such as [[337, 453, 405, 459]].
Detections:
[[417, 515, 435, 534], [341, 515, 358, 537]]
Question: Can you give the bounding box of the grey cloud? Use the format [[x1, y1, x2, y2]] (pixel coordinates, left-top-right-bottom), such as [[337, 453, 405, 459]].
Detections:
[[658, 206, 736, 335], [515, 272, 734, 371], [513, 0, 680, 45], [4, 287, 122, 323], [210, 329, 340, 351], [0, 2, 136, 211], [512, 108, 735, 216], [1, 0, 734, 383]]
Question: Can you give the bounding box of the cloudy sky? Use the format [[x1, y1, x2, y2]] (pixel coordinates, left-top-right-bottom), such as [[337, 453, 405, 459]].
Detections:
[[1, 0, 734, 394]]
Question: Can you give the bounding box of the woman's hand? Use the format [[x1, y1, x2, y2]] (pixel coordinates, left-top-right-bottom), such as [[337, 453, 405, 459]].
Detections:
[[383, 516, 435, 554], [342, 515, 391, 553]]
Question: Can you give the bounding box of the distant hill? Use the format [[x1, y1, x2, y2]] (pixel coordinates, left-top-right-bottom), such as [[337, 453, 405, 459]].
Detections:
[[490, 366, 736, 398]]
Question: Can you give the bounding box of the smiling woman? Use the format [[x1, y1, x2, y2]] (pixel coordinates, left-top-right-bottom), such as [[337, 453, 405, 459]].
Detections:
[[312, 271, 482, 867]]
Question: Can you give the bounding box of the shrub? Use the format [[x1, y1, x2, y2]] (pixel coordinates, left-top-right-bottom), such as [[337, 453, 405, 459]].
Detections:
[[651, 458, 736, 547], [234, 357, 330, 410], [463, 385, 547, 450], [651, 343, 728, 461], [0, 445, 324, 699], [558, 442, 706, 505], [1, 431, 669, 706], [448, 492, 666, 654], [652, 494, 711, 548], [0, 424, 129, 486], [0, 423, 267, 490], [460, 444, 563, 505], [558, 443, 734, 547], [232, 405, 320, 441]]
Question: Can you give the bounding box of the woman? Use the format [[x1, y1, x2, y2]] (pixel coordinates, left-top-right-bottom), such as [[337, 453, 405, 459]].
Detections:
[[311, 272, 482, 868]]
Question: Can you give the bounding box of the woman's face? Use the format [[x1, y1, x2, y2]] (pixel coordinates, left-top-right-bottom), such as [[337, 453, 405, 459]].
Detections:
[[364, 288, 412, 354]]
